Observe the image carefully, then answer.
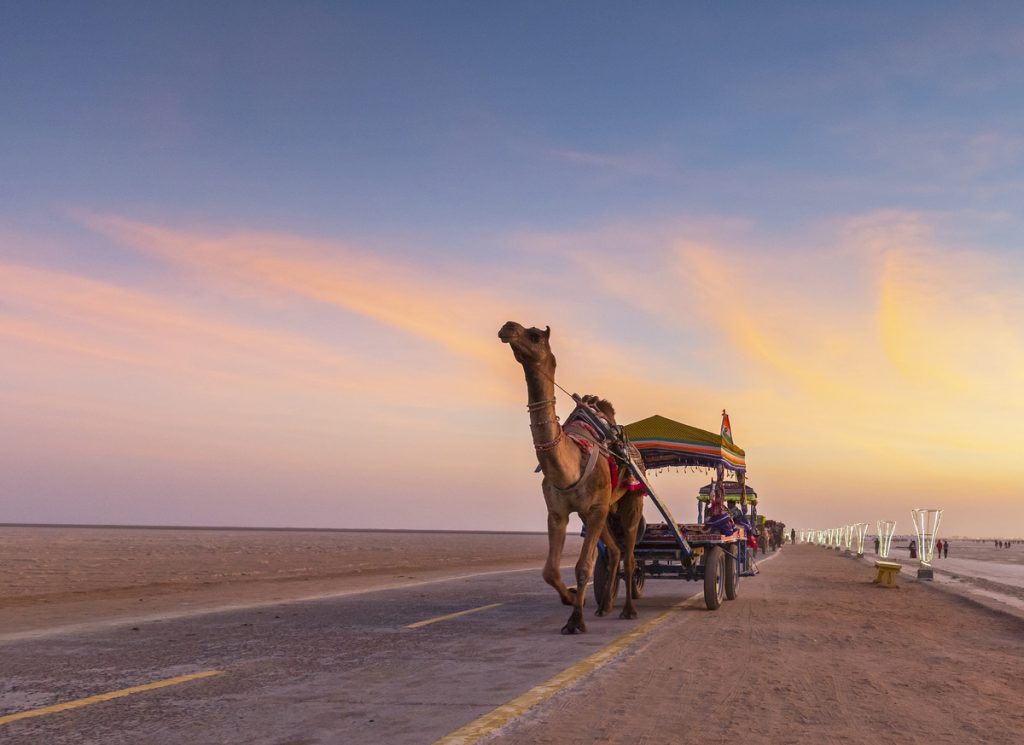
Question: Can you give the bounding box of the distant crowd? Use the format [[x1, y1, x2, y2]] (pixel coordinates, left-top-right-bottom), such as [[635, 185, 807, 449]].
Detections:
[[885, 539, 1020, 557], [897, 539, 951, 559]]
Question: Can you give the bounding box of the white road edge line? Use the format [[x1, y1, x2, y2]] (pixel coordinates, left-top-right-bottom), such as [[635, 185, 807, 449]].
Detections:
[[406, 603, 505, 629], [0, 563, 580, 644]]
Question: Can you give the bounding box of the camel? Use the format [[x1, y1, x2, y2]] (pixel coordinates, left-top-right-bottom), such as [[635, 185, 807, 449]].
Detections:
[[498, 321, 645, 634]]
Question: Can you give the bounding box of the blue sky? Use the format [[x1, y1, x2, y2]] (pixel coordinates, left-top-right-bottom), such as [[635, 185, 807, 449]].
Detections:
[[6, 2, 1024, 242], [2, 3, 1023, 534]]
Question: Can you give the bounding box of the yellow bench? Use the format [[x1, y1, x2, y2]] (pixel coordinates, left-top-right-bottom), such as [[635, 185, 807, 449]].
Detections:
[[873, 560, 902, 587]]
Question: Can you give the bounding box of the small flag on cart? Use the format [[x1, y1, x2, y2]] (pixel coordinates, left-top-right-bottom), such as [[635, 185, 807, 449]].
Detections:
[[721, 409, 733, 445]]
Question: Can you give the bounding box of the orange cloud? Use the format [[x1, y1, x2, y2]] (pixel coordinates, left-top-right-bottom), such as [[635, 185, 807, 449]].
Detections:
[[82, 214, 511, 365], [4, 211, 1021, 534]]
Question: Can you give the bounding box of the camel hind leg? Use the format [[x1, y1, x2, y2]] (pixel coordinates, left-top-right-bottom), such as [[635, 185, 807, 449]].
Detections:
[[617, 493, 644, 620], [595, 522, 620, 617]]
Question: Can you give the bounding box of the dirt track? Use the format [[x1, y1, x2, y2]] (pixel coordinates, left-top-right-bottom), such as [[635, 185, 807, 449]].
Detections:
[[493, 544, 1024, 745]]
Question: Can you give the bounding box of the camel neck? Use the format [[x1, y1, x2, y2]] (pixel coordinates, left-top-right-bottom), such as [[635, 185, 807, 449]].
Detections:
[[523, 364, 581, 489], [525, 366, 558, 446], [525, 367, 554, 407]]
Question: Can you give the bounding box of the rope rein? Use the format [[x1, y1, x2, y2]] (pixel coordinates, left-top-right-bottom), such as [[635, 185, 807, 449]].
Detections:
[[525, 364, 605, 455]]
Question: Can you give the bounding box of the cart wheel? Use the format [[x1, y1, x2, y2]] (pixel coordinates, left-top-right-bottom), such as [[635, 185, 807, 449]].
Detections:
[[593, 546, 619, 610], [703, 545, 725, 610], [724, 544, 739, 600], [631, 564, 645, 599]]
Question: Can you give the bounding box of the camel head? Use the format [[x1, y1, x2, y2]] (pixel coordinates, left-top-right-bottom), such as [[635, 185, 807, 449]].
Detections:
[[498, 321, 554, 372]]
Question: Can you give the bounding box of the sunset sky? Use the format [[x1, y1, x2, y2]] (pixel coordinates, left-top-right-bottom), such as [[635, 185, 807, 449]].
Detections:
[[3, 3, 1023, 537]]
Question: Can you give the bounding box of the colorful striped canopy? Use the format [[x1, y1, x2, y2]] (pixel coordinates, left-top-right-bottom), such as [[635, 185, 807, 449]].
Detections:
[[624, 414, 746, 473], [697, 481, 757, 504]]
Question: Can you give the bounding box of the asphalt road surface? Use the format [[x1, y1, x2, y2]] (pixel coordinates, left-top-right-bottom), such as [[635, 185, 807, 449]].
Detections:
[[0, 559, 769, 744]]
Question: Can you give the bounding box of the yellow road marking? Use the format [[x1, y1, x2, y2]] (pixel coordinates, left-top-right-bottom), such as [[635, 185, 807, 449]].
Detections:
[[0, 670, 225, 726], [434, 549, 783, 744], [407, 603, 504, 629], [432, 592, 703, 744]]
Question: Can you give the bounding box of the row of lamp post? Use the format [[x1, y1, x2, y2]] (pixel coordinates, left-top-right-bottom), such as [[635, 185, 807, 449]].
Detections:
[[797, 509, 943, 581]]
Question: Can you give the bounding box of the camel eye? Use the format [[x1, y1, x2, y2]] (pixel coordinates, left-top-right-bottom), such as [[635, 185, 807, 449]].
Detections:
[[528, 332, 541, 342]]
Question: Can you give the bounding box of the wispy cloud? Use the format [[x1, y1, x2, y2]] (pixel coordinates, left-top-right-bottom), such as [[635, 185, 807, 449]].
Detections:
[[83, 213, 514, 365], [545, 147, 668, 177], [3, 209, 1022, 532]]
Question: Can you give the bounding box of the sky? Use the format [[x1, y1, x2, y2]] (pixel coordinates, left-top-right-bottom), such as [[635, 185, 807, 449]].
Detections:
[[2, 2, 1023, 537]]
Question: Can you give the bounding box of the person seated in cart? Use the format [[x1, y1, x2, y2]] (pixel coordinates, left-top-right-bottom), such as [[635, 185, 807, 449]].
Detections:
[[697, 481, 757, 522]]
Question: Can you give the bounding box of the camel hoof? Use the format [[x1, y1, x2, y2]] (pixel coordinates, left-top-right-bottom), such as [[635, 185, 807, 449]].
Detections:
[[619, 607, 638, 620], [561, 613, 587, 634], [595, 608, 607, 617]]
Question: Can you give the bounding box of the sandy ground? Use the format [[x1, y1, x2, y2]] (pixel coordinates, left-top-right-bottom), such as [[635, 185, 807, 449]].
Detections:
[[3, 530, 1024, 743], [886, 539, 1024, 566], [0, 526, 582, 637], [856, 539, 1024, 618], [494, 544, 1024, 745]]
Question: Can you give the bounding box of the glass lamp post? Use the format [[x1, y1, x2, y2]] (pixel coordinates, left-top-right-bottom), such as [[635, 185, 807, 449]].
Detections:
[[872, 520, 901, 587], [911, 508, 943, 580], [854, 522, 868, 557], [877, 520, 896, 559]]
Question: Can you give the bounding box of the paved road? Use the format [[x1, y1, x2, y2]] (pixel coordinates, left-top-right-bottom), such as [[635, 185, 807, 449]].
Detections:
[[0, 558, 758, 745]]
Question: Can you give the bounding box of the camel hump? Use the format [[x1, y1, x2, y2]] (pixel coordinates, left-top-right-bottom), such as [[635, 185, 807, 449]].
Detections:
[[578, 394, 617, 425]]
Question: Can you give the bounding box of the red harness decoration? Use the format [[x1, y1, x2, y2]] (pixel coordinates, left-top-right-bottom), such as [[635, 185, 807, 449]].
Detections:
[[564, 422, 646, 493]]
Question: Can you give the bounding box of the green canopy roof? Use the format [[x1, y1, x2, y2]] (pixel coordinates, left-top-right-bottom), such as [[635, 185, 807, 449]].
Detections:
[[697, 480, 757, 504], [624, 414, 746, 473]]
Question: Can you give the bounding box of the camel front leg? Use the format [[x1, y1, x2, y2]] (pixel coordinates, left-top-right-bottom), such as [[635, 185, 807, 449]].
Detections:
[[542, 511, 575, 606], [562, 504, 608, 635]]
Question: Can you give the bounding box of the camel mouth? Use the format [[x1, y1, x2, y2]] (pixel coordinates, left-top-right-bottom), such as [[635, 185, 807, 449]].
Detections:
[[497, 322, 521, 344]]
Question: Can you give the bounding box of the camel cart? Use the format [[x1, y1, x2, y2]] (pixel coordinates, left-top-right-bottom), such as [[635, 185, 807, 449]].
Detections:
[[593, 413, 758, 611]]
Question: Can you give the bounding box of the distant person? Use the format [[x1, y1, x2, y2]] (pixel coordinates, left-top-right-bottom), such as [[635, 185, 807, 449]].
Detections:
[[874, 536, 880, 555], [935, 539, 943, 558], [944, 541, 949, 558], [909, 539, 917, 559], [791, 528, 796, 544]]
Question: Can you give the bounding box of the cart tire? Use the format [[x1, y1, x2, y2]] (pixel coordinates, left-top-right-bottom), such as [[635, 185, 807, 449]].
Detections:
[[704, 545, 725, 610], [724, 544, 739, 600], [593, 546, 619, 610]]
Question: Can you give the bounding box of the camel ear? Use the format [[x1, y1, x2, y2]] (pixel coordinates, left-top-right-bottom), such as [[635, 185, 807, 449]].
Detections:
[[543, 326, 550, 339]]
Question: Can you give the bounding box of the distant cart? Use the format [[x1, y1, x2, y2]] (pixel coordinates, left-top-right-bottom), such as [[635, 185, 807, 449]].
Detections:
[[594, 412, 759, 611]]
